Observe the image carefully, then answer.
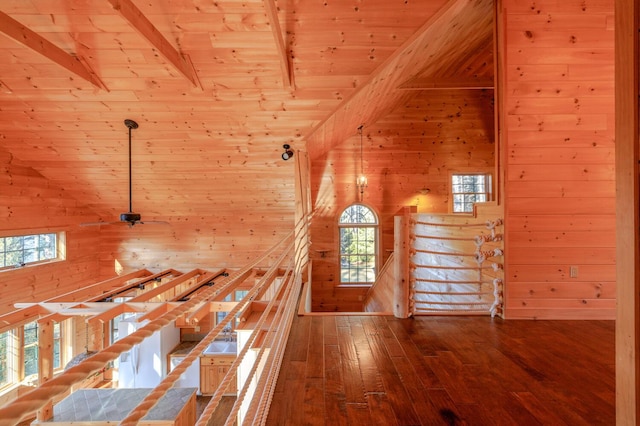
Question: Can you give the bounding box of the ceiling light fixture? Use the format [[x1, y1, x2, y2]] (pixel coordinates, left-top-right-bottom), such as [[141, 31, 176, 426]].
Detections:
[[281, 144, 294, 160], [356, 125, 368, 201]]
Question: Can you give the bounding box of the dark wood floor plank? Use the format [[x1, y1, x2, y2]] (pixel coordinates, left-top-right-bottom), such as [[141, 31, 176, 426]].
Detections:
[[367, 393, 401, 426], [266, 316, 615, 426], [268, 360, 307, 425], [337, 324, 367, 404], [382, 317, 442, 388], [288, 314, 312, 362], [303, 377, 325, 426], [323, 315, 339, 346], [425, 351, 476, 405], [424, 388, 466, 425], [346, 402, 374, 425], [349, 317, 385, 394], [306, 316, 325, 379], [388, 354, 448, 426], [324, 343, 348, 426], [363, 316, 422, 425], [511, 391, 573, 426]]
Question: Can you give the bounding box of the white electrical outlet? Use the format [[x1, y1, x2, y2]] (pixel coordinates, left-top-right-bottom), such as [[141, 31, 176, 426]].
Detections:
[[570, 266, 578, 278]]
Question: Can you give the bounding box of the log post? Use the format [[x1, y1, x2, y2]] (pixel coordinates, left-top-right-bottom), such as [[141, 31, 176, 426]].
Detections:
[[36, 319, 54, 421], [393, 206, 416, 318]]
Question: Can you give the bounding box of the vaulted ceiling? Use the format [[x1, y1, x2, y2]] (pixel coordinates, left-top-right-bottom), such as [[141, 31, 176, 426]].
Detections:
[[0, 0, 493, 229]]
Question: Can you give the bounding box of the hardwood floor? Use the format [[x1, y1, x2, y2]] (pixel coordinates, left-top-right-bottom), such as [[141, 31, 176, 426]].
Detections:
[[266, 315, 615, 425]]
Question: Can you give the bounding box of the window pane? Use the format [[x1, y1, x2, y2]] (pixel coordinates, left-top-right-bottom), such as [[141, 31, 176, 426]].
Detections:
[[23, 235, 37, 249], [451, 174, 490, 213], [5, 251, 23, 266], [339, 205, 378, 284], [5, 237, 22, 252], [24, 249, 38, 263], [0, 233, 58, 269], [0, 331, 9, 385], [24, 322, 38, 377], [24, 345, 38, 377], [24, 322, 37, 345], [339, 204, 376, 224], [53, 323, 61, 370]]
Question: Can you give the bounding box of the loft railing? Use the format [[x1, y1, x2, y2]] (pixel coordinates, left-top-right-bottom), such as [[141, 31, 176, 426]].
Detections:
[[0, 232, 303, 426], [393, 203, 504, 318], [362, 252, 395, 313]]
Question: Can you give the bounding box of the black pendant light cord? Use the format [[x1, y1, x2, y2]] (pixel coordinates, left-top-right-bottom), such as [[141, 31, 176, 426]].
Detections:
[[124, 119, 138, 214]]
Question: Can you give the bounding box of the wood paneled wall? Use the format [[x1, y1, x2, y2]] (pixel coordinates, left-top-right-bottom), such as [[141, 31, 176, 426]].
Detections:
[[97, 216, 294, 277], [0, 148, 103, 316], [501, 0, 615, 319], [309, 89, 495, 311]]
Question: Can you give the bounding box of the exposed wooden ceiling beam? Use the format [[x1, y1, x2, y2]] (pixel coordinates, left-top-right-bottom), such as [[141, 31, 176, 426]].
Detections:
[[107, 0, 202, 89], [305, 0, 493, 160], [263, 0, 293, 89], [0, 11, 107, 91]]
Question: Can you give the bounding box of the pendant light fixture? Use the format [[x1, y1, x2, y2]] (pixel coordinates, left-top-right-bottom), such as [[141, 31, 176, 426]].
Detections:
[[356, 125, 368, 201]]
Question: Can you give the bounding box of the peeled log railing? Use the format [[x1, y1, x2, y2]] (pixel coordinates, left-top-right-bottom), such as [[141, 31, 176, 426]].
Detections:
[[394, 203, 504, 318]]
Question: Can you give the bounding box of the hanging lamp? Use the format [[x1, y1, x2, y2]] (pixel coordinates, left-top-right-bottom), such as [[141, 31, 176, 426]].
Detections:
[[356, 125, 368, 201]]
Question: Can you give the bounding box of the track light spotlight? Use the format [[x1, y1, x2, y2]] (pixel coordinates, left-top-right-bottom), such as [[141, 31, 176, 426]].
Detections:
[[282, 144, 294, 160]]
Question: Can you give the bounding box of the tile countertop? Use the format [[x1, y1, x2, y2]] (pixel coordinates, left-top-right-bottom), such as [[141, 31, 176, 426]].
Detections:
[[169, 341, 198, 356], [44, 388, 197, 422]]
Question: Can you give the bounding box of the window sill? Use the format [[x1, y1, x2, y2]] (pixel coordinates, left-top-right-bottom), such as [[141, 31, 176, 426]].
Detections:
[[335, 284, 373, 288], [0, 258, 64, 273]]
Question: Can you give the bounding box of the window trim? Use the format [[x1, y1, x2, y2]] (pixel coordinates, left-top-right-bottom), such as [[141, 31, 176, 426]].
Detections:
[[0, 329, 16, 389], [0, 319, 70, 396], [0, 229, 66, 272], [337, 203, 379, 286], [449, 171, 493, 214]]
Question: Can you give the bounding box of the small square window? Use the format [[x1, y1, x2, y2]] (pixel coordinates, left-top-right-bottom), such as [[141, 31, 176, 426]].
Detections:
[[451, 174, 491, 213]]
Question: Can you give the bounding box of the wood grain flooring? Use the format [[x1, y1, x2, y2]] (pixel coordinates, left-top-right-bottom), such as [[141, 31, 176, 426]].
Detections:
[[266, 316, 615, 425]]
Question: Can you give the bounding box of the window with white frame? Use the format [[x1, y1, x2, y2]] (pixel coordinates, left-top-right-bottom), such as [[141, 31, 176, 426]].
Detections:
[[451, 173, 492, 213], [0, 232, 64, 270], [338, 204, 378, 284]]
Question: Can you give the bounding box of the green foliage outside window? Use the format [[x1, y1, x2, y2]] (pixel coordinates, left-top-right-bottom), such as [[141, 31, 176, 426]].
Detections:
[[53, 323, 61, 370], [452, 174, 490, 213], [339, 205, 377, 284], [0, 331, 9, 385], [0, 233, 57, 268], [24, 322, 38, 377]]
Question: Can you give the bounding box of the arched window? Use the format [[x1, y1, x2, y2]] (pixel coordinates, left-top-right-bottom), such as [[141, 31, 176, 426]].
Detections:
[[338, 204, 378, 284]]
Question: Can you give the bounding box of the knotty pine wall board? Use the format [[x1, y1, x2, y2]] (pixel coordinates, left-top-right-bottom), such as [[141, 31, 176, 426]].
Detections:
[[509, 246, 615, 266], [508, 281, 615, 299], [501, 0, 615, 319], [0, 150, 103, 316], [309, 89, 495, 311], [98, 221, 292, 277]]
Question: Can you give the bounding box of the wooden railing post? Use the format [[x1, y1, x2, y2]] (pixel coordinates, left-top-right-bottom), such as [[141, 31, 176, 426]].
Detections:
[[393, 206, 415, 318], [36, 318, 54, 422]]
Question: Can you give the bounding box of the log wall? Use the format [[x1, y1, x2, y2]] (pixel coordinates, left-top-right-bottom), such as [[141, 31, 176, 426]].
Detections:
[[501, 0, 616, 319], [309, 89, 495, 311]]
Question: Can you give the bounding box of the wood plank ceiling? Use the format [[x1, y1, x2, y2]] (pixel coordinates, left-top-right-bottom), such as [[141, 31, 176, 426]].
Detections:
[[0, 0, 493, 254]]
